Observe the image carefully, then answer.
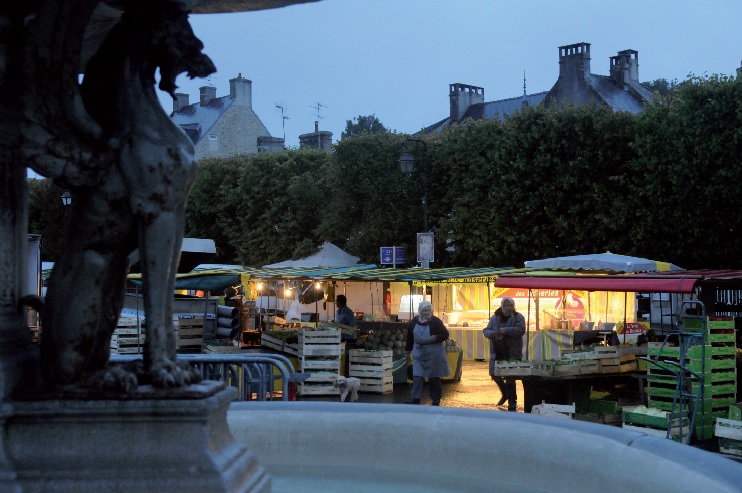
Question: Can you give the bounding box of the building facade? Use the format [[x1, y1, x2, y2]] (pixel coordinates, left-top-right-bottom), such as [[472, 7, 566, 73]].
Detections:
[[170, 73, 283, 159]]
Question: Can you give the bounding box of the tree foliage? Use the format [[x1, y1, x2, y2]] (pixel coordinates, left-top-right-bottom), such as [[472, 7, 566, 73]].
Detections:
[[27, 75, 742, 269], [340, 114, 390, 140]]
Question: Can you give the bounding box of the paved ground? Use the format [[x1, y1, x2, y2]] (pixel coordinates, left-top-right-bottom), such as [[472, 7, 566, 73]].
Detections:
[[297, 359, 527, 412]]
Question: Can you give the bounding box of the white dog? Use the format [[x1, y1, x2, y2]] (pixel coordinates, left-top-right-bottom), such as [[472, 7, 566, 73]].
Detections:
[[334, 376, 361, 402]]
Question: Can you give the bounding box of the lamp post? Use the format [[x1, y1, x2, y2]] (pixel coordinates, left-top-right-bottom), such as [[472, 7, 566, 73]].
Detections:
[[398, 139, 428, 232], [61, 191, 72, 206]]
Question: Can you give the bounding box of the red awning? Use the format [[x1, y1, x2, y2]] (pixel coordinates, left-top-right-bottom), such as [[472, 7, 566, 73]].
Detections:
[[495, 275, 700, 293]]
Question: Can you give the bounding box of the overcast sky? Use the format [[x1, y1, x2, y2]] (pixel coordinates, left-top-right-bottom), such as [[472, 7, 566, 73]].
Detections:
[[165, 0, 738, 147]]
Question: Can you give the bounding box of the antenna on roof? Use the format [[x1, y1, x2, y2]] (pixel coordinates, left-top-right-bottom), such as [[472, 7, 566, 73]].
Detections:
[[523, 70, 527, 97], [310, 102, 327, 148], [275, 103, 289, 142], [204, 74, 217, 87]]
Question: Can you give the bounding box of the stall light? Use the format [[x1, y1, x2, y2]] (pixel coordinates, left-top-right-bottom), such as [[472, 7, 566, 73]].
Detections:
[[315, 282, 321, 290], [285, 288, 292, 296], [257, 282, 264, 291]]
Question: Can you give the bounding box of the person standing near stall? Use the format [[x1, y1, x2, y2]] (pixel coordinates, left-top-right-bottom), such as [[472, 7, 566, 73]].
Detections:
[[335, 295, 357, 327], [404, 300, 450, 405], [484, 296, 525, 411]]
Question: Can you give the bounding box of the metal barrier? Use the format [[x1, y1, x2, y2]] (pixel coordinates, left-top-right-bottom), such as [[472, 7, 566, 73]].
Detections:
[[110, 353, 308, 401]]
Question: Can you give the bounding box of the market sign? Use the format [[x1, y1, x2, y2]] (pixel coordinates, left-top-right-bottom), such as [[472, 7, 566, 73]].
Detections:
[[380, 246, 406, 266]]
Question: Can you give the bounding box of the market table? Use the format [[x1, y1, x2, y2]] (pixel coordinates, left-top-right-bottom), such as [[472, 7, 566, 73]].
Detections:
[[519, 372, 644, 413]]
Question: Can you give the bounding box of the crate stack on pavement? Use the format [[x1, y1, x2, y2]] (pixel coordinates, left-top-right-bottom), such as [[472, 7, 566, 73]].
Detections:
[[644, 316, 737, 441], [715, 405, 742, 458], [111, 316, 144, 354], [349, 349, 393, 394], [175, 314, 206, 353], [297, 328, 343, 396]]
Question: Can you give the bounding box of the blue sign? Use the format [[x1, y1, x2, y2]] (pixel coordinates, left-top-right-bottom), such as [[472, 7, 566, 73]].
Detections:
[[380, 246, 406, 265]]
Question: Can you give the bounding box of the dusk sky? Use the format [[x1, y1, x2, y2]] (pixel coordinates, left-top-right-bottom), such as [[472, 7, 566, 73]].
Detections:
[[161, 0, 738, 147]]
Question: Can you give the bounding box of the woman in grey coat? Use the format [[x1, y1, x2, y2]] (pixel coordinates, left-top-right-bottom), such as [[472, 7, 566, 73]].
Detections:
[[404, 300, 450, 405], [483, 296, 525, 411]]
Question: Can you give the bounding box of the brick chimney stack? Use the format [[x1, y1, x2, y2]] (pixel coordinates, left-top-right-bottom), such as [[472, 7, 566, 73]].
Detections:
[[610, 49, 639, 87], [172, 93, 189, 113], [229, 73, 253, 108], [558, 42, 591, 81], [199, 86, 217, 106], [449, 83, 484, 123]]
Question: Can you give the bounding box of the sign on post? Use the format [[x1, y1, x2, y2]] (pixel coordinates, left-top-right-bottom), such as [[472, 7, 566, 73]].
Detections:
[[380, 246, 407, 267], [417, 232, 434, 268]]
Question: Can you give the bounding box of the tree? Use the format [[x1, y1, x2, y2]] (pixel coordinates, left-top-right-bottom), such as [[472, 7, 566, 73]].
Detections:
[[643, 78, 679, 96], [340, 114, 389, 139], [27, 178, 72, 262]]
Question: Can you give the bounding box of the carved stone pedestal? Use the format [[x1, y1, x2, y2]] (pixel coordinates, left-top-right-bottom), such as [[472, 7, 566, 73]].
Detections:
[[0, 381, 269, 492]]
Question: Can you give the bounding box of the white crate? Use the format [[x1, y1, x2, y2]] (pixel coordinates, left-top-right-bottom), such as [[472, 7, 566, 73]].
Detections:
[[297, 382, 339, 396], [300, 357, 341, 371], [715, 418, 742, 441], [358, 375, 393, 394], [494, 360, 553, 377], [561, 350, 598, 361], [113, 327, 140, 335], [116, 317, 140, 328]]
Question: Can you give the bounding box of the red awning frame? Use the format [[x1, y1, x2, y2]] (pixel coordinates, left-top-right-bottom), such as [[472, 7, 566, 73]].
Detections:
[[495, 274, 701, 293]]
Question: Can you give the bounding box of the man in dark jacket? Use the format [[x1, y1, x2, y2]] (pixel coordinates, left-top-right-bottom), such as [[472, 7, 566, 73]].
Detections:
[[483, 296, 525, 411]]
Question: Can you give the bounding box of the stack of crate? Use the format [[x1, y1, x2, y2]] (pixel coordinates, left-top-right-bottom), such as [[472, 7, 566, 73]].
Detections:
[[349, 349, 393, 394], [622, 406, 690, 442], [175, 314, 205, 353], [646, 317, 737, 440], [297, 328, 342, 396], [111, 316, 144, 354]]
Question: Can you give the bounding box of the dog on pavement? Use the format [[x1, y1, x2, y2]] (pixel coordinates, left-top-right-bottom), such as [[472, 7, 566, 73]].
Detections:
[[334, 376, 361, 402]]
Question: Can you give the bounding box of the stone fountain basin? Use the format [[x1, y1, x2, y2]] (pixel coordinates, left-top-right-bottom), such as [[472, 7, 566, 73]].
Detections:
[[228, 402, 742, 493]]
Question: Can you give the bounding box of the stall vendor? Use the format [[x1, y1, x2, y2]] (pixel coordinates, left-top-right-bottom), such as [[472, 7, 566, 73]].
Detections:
[[335, 295, 357, 327]]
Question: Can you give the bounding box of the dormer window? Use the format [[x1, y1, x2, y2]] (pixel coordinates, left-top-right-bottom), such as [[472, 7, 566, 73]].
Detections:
[[209, 134, 218, 141]]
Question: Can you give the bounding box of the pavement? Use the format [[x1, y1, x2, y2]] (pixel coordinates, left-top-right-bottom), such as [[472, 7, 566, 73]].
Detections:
[[297, 359, 527, 412]]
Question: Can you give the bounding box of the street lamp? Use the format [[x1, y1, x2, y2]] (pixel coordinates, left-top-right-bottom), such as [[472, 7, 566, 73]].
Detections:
[[398, 138, 428, 232], [61, 191, 72, 206]]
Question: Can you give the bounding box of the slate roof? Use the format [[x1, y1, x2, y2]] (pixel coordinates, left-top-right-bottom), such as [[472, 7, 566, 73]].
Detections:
[[421, 91, 549, 134], [170, 96, 233, 144], [589, 75, 649, 114]]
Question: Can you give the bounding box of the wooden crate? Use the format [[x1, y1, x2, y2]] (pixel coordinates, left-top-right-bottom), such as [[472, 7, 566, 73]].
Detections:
[[561, 350, 598, 361], [349, 349, 393, 378], [202, 340, 242, 354], [600, 354, 637, 373], [176, 314, 205, 328], [553, 360, 581, 376], [579, 359, 601, 375], [300, 357, 341, 371], [715, 417, 742, 441], [299, 329, 342, 356], [110, 345, 143, 354], [297, 382, 339, 396], [532, 402, 575, 419], [494, 360, 553, 377], [358, 375, 393, 394], [594, 346, 618, 358], [260, 333, 300, 355]]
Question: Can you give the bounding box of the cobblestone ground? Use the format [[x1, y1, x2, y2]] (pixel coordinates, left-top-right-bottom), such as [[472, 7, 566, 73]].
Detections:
[[298, 359, 526, 412]]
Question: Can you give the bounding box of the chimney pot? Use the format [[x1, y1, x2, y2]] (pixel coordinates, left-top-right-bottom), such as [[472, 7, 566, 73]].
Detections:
[[199, 86, 217, 106]]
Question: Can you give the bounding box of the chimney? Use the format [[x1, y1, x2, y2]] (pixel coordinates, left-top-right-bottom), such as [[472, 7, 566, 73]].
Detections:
[[449, 83, 485, 123], [229, 73, 252, 108], [610, 49, 639, 87], [558, 42, 591, 81], [199, 86, 217, 106], [314, 121, 319, 132], [172, 93, 189, 113]]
